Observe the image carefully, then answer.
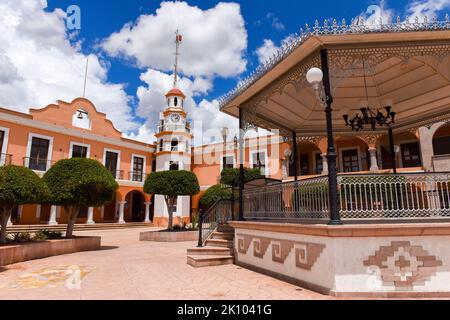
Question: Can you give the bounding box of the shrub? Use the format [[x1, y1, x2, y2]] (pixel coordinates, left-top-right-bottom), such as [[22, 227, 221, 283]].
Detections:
[[220, 168, 264, 188], [200, 185, 232, 211], [43, 158, 118, 238], [144, 171, 200, 231], [0, 165, 49, 244]]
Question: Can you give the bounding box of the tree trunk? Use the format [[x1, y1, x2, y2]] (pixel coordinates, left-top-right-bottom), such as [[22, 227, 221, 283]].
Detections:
[[0, 207, 13, 245], [165, 196, 175, 231], [65, 207, 80, 239]]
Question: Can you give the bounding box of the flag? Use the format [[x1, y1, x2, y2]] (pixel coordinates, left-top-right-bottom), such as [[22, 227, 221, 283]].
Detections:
[[176, 34, 183, 42]]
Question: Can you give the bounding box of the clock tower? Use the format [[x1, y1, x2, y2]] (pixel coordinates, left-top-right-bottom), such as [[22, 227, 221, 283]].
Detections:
[[153, 30, 193, 227]]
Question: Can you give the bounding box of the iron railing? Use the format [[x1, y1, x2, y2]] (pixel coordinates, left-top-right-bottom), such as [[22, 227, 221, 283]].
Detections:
[[129, 171, 144, 182], [110, 170, 124, 180], [243, 176, 329, 221], [242, 172, 450, 222], [198, 199, 233, 247], [23, 157, 55, 172], [339, 173, 450, 219], [0, 154, 12, 166]]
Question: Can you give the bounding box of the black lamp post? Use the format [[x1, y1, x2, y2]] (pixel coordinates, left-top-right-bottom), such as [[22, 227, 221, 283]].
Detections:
[[306, 50, 342, 225]]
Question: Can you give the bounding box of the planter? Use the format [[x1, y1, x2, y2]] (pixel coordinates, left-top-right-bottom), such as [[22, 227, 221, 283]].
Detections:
[[140, 231, 198, 242], [0, 236, 101, 267]]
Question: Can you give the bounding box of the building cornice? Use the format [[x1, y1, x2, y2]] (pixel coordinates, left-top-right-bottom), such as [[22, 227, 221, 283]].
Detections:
[[0, 112, 155, 153]]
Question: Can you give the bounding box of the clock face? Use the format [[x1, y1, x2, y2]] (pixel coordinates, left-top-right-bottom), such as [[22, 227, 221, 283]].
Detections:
[[171, 113, 181, 123]]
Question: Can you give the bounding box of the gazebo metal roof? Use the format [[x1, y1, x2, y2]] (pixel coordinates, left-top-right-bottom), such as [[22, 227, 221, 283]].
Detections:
[[220, 15, 450, 137]]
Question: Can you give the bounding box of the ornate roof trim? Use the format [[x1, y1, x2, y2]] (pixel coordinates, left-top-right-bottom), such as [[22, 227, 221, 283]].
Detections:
[[218, 14, 450, 110]]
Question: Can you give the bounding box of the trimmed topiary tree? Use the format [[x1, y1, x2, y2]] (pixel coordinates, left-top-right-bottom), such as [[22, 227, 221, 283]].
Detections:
[[0, 166, 49, 244], [220, 168, 264, 188], [144, 170, 200, 231], [43, 158, 118, 239], [200, 184, 232, 211]]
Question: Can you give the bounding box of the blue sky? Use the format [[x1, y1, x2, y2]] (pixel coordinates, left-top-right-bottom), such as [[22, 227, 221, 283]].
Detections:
[[1, 0, 449, 143]]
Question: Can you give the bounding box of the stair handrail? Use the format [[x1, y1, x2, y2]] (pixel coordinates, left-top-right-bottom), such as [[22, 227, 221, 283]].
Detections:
[[197, 199, 233, 247]]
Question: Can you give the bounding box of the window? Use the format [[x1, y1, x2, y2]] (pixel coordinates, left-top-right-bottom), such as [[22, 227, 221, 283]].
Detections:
[[152, 158, 157, 173], [300, 155, 310, 176], [71, 144, 88, 158], [342, 149, 360, 173], [222, 156, 234, 170], [401, 143, 422, 168], [433, 136, 450, 156], [29, 137, 51, 171], [105, 151, 119, 179], [159, 139, 164, 152], [288, 154, 296, 177], [171, 138, 179, 152], [169, 161, 179, 171], [315, 153, 324, 174], [0, 130, 4, 155], [252, 152, 266, 176], [174, 97, 178, 107], [132, 156, 145, 182], [170, 197, 178, 214], [186, 141, 190, 153]]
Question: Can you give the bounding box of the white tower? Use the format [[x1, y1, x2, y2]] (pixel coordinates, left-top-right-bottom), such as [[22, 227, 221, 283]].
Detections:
[[154, 30, 193, 226]]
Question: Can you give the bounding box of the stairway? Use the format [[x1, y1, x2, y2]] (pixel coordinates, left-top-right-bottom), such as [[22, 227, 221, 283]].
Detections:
[[187, 224, 235, 268]]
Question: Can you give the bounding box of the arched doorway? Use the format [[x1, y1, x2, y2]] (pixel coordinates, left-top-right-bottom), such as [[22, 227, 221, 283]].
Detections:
[[125, 191, 145, 222], [433, 123, 450, 156], [103, 192, 121, 223]]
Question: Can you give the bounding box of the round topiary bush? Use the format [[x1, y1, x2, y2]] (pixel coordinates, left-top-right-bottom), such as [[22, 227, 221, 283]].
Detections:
[[43, 158, 118, 238], [0, 165, 49, 244], [200, 184, 232, 211], [144, 170, 200, 231]]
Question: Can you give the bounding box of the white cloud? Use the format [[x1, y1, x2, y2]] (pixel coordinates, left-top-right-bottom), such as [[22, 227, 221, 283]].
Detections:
[[255, 39, 279, 65], [406, 0, 450, 17], [102, 1, 247, 79], [134, 68, 237, 145], [0, 0, 138, 132]]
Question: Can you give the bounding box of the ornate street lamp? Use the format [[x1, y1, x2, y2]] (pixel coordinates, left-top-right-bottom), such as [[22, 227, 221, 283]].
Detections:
[[306, 50, 341, 225]]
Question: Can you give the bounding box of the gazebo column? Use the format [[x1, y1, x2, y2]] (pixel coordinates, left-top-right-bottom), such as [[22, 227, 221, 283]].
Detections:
[[238, 107, 245, 221], [118, 201, 126, 224], [418, 126, 435, 172], [144, 202, 152, 223], [321, 49, 341, 225], [292, 131, 298, 181], [7, 216, 12, 227]]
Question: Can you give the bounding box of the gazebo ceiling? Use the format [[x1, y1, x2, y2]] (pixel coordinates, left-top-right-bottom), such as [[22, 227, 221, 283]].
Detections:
[[220, 18, 450, 137]]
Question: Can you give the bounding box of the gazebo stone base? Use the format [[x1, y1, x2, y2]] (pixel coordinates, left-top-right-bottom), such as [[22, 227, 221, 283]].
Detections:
[[229, 221, 450, 298]]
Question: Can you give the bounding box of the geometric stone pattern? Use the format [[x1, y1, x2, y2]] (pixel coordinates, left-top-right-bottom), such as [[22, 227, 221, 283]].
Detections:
[[363, 241, 443, 289], [237, 234, 325, 271]]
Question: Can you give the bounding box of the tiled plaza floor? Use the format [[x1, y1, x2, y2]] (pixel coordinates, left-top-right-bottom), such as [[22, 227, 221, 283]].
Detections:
[[0, 228, 331, 300]]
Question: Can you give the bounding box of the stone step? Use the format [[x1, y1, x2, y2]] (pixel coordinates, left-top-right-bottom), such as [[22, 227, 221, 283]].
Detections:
[[205, 239, 234, 248], [187, 247, 233, 256], [187, 255, 234, 268], [211, 232, 234, 240]]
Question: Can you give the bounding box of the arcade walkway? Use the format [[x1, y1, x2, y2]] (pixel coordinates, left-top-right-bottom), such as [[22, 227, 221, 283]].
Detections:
[[0, 228, 329, 300]]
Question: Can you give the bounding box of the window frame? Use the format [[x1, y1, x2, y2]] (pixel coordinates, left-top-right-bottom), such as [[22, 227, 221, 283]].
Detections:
[[103, 148, 121, 179], [26, 133, 54, 172], [339, 147, 362, 173], [0, 126, 10, 166], [69, 142, 91, 159], [250, 149, 269, 176], [131, 154, 146, 182]]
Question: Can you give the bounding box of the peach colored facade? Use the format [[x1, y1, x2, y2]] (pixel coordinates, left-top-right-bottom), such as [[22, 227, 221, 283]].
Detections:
[[0, 98, 155, 226], [1, 97, 450, 226]]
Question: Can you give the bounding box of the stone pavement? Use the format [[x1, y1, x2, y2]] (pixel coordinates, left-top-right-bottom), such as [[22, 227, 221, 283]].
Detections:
[[0, 228, 331, 300]]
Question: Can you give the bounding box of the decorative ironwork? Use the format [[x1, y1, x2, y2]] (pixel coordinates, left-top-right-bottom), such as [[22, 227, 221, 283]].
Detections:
[[296, 136, 325, 148], [242, 172, 450, 221], [344, 106, 396, 132], [356, 134, 383, 147], [339, 173, 450, 219], [243, 176, 330, 221], [219, 14, 450, 110]]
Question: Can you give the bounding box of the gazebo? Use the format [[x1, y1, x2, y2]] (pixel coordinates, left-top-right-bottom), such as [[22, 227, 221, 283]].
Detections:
[[220, 16, 450, 225]]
